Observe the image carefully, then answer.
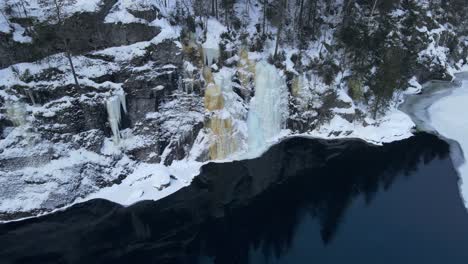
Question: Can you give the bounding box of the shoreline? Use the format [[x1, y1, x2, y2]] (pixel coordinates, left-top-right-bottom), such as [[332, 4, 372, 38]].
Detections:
[[400, 72, 468, 206], [2, 75, 467, 223]]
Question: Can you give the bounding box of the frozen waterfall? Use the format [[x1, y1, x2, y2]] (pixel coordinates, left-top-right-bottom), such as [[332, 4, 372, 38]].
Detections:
[[247, 61, 289, 154], [203, 48, 220, 66], [106, 93, 127, 143], [5, 101, 27, 126]]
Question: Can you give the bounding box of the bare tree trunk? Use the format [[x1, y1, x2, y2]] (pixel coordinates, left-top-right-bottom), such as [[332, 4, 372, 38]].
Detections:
[[53, 0, 80, 88], [274, 0, 286, 60], [53, 0, 62, 23], [298, 0, 304, 29], [65, 50, 80, 88], [211, 0, 215, 17], [274, 18, 284, 60], [311, 0, 318, 37], [372, 95, 381, 119], [368, 0, 378, 26], [262, 0, 267, 36], [225, 5, 228, 27], [298, 0, 304, 42]]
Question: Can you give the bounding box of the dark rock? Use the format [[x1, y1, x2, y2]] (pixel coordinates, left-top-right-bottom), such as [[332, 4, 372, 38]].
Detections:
[[127, 7, 158, 22], [0, 150, 54, 172], [129, 94, 204, 165], [0, 0, 160, 69], [148, 40, 183, 66], [71, 129, 106, 152], [124, 41, 183, 125], [34, 97, 109, 138]]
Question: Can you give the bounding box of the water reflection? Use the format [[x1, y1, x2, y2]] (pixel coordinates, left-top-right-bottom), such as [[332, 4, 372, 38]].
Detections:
[[1, 133, 467, 264]]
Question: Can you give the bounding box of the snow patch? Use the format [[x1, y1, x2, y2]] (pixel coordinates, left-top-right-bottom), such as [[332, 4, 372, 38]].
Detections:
[[105, 0, 153, 24], [83, 161, 202, 206]]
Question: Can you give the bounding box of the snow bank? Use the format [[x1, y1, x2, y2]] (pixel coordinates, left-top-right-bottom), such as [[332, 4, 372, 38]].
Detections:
[[82, 161, 202, 206], [304, 108, 415, 145]]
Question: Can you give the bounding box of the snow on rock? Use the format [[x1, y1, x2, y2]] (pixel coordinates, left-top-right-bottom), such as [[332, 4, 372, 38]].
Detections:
[[407, 76, 423, 94], [84, 161, 202, 206], [0, 53, 121, 89], [0, 147, 116, 214], [0, 11, 11, 33], [105, 0, 153, 24], [11, 0, 102, 23], [305, 108, 415, 145], [63, 0, 102, 16], [94, 18, 180, 62], [429, 79, 468, 206]]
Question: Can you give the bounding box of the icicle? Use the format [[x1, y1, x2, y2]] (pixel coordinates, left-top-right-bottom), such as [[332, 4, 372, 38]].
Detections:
[[119, 93, 127, 113], [204, 69, 244, 160], [208, 116, 236, 160], [237, 48, 255, 90], [204, 83, 224, 111], [203, 47, 220, 66], [177, 75, 184, 93], [106, 92, 127, 143], [247, 61, 289, 154], [291, 75, 304, 97], [26, 91, 36, 105]]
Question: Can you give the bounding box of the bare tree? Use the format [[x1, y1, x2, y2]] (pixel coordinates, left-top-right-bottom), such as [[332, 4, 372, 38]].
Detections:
[[273, 0, 287, 60], [262, 0, 267, 36], [368, 0, 378, 26], [2, 0, 34, 33], [38, 0, 80, 88]]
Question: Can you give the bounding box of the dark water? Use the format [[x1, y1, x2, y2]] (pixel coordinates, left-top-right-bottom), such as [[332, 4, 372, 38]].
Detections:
[[1, 133, 468, 264]]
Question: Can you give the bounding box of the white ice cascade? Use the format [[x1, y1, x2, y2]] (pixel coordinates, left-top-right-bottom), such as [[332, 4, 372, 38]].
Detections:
[[106, 92, 127, 143], [203, 48, 220, 66], [247, 61, 289, 154], [5, 101, 27, 126]]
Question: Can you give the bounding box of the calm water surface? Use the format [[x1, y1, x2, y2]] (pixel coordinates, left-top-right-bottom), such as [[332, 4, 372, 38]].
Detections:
[[1, 133, 467, 264]]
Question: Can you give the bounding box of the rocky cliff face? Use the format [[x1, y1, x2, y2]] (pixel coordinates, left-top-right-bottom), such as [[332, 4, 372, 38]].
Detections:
[[0, 0, 466, 221], [0, 0, 162, 68]]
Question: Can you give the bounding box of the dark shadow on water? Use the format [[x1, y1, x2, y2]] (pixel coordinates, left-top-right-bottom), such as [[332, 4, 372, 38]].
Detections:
[[1, 133, 468, 264]]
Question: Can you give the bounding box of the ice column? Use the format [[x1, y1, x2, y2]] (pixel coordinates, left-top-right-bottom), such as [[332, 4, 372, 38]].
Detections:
[[106, 92, 127, 143], [247, 61, 289, 154], [203, 47, 220, 66]]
